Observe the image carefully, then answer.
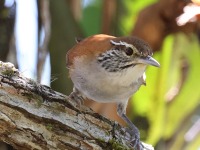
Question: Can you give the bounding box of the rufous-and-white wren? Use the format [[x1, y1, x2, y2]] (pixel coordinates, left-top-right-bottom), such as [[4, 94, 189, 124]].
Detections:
[[66, 34, 160, 150]]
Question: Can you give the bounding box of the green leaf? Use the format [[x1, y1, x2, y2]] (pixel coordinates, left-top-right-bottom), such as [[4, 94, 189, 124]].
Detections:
[[164, 34, 200, 139], [80, 0, 102, 36]]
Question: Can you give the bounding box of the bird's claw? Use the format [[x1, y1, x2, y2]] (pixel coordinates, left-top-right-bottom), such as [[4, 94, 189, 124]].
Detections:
[[69, 91, 84, 107], [122, 127, 144, 150]]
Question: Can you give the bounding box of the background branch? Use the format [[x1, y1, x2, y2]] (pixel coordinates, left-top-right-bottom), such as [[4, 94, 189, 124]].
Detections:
[[37, 0, 51, 83]]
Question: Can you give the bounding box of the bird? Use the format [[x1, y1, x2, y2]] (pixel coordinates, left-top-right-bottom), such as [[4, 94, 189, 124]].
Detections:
[[66, 34, 160, 150]]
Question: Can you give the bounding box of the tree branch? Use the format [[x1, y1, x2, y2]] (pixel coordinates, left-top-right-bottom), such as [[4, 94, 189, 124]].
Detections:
[[37, 0, 51, 83], [0, 61, 153, 150]]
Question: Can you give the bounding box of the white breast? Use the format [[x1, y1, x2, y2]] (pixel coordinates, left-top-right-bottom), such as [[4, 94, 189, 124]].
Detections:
[[70, 56, 146, 103]]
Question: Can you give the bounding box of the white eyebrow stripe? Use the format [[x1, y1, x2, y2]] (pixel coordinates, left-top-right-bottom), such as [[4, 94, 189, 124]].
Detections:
[[110, 40, 133, 48], [110, 40, 140, 54]]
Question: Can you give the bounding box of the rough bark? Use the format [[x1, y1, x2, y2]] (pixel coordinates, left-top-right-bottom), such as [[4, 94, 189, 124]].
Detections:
[[0, 61, 153, 150]]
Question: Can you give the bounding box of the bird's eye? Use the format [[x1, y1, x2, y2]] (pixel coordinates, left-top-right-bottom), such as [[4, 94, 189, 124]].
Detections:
[[125, 47, 133, 56]]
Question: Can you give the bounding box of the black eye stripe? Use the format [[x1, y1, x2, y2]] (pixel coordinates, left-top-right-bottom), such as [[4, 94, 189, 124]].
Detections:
[[97, 49, 136, 72], [120, 64, 136, 69]]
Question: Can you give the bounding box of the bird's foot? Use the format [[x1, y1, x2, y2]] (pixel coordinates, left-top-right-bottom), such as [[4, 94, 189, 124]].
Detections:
[[122, 127, 144, 150], [69, 88, 84, 107], [123, 127, 154, 150]]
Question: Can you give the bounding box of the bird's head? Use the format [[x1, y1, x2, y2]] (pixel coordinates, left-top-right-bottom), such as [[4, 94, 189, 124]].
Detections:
[[97, 36, 160, 73]]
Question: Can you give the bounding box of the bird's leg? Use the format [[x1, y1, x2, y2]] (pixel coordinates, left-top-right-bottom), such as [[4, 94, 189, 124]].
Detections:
[[117, 102, 144, 150], [69, 87, 85, 107]]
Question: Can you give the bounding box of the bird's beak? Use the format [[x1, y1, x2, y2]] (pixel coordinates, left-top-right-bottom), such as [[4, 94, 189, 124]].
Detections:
[[136, 56, 160, 67]]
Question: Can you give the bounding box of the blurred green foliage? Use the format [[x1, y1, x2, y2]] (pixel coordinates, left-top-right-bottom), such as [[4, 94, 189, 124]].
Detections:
[[121, 0, 157, 34], [80, 0, 102, 36], [133, 34, 200, 149]]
